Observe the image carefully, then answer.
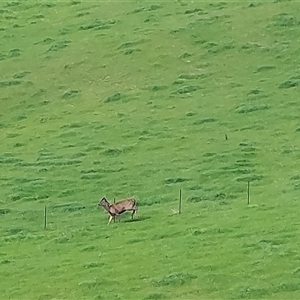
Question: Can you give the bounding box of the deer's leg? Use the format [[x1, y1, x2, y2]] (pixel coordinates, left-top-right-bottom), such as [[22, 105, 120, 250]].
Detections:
[[133, 207, 137, 218], [131, 209, 135, 220], [108, 215, 113, 225]]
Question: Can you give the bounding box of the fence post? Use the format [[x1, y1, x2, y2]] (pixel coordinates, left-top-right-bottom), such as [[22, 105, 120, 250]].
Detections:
[[247, 181, 250, 205], [179, 189, 182, 214], [44, 205, 47, 230], [113, 198, 116, 222]]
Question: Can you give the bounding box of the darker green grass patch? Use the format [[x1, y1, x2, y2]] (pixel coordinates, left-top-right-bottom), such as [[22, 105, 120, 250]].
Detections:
[[178, 73, 211, 80], [145, 85, 168, 91], [14, 177, 46, 186], [235, 286, 271, 299], [152, 273, 197, 287], [204, 40, 235, 54], [239, 125, 265, 131], [102, 147, 122, 156], [59, 130, 78, 138], [13, 71, 30, 79], [61, 122, 87, 129], [81, 245, 97, 252], [0, 153, 22, 164], [239, 140, 258, 150], [193, 117, 217, 125], [104, 92, 123, 103], [1, 259, 12, 265], [0, 52, 7, 60], [62, 89, 79, 99], [291, 174, 300, 181], [130, 4, 161, 13], [186, 194, 207, 202], [77, 11, 91, 18], [185, 111, 197, 117], [184, 8, 204, 14], [0, 79, 22, 87], [17, 159, 82, 167], [47, 40, 71, 52], [9, 48, 21, 57], [79, 19, 115, 30], [221, 166, 252, 174], [9, 192, 49, 202], [85, 144, 105, 152], [270, 13, 298, 28], [179, 52, 192, 59], [6, 132, 21, 138], [51, 202, 85, 212], [37, 293, 54, 300], [118, 39, 149, 50], [5, 227, 24, 236], [208, 2, 227, 9], [247, 89, 262, 96], [123, 48, 141, 55], [174, 85, 200, 94], [164, 177, 189, 184], [143, 293, 165, 300], [0, 208, 11, 214], [254, 65, 275, 73], [240, 147, 258, 153], [274, 282, 300, 293], [15, 114, 27, 121], [30, 13, 44, 20], [240, 42, 269, 54], [203, 152, 216, 157], [57, 189, 79, 198], [80, 172, 103, 180], [71, 152, 86, 158], [81, 166, 125, 174], [34, 37, 55, 45], [148, 4, 162, 11], [292, 268, 300, 277], [187, 190, 227, 202], [83, 262, 105, 269], [278, 79, 299, 89], [235, 104, 270, 114], [236, 174, 263, 182], [78, 277, 116, 289], [235, 159, 254, 167], [151, 231, 185, 241], [37, 150, 62, 160], [139, 197, 161, 206], [126, 238, 145, 244]]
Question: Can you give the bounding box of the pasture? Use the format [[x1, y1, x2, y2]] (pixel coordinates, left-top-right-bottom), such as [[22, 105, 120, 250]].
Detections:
[[1, 0, 300, 299]]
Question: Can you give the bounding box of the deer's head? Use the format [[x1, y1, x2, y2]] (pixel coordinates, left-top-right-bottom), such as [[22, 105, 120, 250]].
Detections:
[[98, 197, 109, 208]]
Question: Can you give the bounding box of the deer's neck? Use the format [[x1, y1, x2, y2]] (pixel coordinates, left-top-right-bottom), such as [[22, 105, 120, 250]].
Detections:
[[103, 203, 117, 215]]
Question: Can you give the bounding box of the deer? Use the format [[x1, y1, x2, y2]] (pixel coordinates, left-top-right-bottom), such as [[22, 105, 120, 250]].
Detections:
[[98, 197, 137, 225]]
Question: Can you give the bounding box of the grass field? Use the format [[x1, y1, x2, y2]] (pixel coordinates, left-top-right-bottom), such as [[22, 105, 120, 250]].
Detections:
[[1, 0, 300, 299]]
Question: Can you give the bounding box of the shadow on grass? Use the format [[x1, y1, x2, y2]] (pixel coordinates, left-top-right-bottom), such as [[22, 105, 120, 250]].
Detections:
[[122, 215, 150, 223]]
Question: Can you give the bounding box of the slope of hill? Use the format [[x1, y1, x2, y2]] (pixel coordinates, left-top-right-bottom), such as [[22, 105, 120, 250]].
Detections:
[[1, 1, 300, 299]]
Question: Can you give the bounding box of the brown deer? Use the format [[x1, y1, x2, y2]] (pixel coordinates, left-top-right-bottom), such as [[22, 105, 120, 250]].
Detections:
[[98, 197, 137, 225]]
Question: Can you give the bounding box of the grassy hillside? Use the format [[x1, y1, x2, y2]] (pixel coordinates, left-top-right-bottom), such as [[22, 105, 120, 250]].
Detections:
[[1, 0, 300, 299]]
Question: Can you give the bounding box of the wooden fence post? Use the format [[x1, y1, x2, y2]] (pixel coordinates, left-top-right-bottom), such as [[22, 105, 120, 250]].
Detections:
[[247, 181, 250, 205], [44, 205, 47, 230], [179, 189, 182, 214], [113, 198, 116, 222]]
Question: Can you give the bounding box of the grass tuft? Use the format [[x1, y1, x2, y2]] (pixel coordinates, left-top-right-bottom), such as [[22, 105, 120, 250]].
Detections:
[[152, 273, 197, 287]]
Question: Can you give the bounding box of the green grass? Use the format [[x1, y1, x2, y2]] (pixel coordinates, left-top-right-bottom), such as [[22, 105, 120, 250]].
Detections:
[[1, 0, 300, 299]]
